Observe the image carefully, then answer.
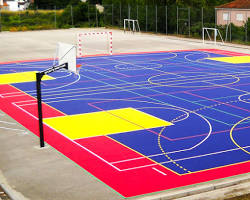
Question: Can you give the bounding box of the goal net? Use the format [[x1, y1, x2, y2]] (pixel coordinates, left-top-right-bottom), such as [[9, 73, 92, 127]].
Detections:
[[77, 32, 113, 57], [54, 42, 77, 73], [202, 27, 224, 45]]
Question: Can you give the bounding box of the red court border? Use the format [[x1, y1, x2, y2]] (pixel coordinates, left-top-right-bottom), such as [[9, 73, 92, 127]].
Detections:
[[0, 49, 249, 198]]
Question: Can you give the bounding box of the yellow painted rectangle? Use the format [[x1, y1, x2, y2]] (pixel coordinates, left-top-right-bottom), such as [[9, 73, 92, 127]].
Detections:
[[207, 56, 250, 64], [0, 71, 54, 84], [44, 107, 173, 140]]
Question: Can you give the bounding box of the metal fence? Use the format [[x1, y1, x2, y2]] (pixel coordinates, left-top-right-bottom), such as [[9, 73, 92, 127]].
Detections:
[[0, 4, 249, 44]]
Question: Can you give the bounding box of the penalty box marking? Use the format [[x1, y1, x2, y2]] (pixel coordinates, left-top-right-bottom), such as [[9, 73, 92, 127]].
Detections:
[[0, 71, 54, 84], [207, 56, 250, 64], [44, 107, 173, 140]]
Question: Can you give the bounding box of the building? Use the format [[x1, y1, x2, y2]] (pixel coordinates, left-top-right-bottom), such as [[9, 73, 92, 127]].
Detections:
[[0, 0, 30, 11], [0, 0, 10, 10], [215, 0, 250, 26]]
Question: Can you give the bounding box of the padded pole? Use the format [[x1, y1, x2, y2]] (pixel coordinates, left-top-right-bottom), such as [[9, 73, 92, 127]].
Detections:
[[36, 73, 45, 148]]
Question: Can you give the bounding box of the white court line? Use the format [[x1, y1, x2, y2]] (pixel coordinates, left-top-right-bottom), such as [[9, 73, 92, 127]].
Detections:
[[16, 102, 37, 107], [117, 145, 250, 172], [14, 74, 250, 100], [1, 93, 31, 98], [42, 96, 213, 158], [14, 99, 36, 106], [1, 70, 249, 99], [77, 51, 178, 61], [11, 101, 121, 171], [46, 124, 121, 171], [0, 71, 75, 98], [186, 52, 250, 77], [1, 72, 78, 98], [1, 50, 248, 171], [152, 167, 167, 175], [12, 103, 38, 120]]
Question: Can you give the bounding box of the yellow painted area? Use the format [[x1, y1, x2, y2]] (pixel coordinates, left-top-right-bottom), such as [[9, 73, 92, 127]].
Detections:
[[208, 56, 250, 64], [44, 107, 173, 140], [0, 71, 54, 84]]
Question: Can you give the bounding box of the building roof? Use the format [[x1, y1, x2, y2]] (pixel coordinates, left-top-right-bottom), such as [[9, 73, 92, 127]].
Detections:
[[0, 0, 9, 7], [216, 0, 250, 9]]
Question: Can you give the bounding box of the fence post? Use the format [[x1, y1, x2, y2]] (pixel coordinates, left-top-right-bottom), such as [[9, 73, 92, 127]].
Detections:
[[112, 4, 113, 26], [120, 2, 121, 27], [71, 5, 74, 27], [177, 6, 178, 35], [0, 8, 2, 32], [188, 7, 190, 37], [155, 5, 157, 33], [19, 10, 21, 28], [146, 5, 147, 32], [95, 5, 98, 27], [88, 4, 90, 27], [245, 12, 248, 42], [230, 9, 232, 42], [54, 6, 57, 29], [137, 5, 138, 20], [166, 6, 167, 35], [215, 8, 217, 28], [128, 4, 130, 19], [201, 7, 204, 29]]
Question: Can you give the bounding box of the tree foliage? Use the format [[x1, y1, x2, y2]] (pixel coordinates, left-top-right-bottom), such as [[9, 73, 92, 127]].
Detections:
[[34, 0, 235, 8], [102, 0, 234, 7]]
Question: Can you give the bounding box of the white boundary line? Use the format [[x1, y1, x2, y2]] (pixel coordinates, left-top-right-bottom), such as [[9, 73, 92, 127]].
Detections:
[[152, 167, 167, 175], [117, 145, 250, 172], [1, 50, 249, 174], [11, 101, 121, 171]]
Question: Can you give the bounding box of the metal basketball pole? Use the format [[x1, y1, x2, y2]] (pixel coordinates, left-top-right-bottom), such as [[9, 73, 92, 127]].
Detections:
[[36, 63, 68, 148]]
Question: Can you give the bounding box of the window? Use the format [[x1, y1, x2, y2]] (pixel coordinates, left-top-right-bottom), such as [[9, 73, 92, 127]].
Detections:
[[236, 14, 243, 21], [223, 13, 229, 21]]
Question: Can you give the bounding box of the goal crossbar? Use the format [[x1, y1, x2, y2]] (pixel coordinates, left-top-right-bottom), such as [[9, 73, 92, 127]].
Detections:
[[77, 32, 113, 57], [202, 27, 224, 45], [124, 19, 140, 33]]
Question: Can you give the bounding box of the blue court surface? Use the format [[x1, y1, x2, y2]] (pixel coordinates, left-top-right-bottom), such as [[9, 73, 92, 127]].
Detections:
[[0, 49, 249, 197]]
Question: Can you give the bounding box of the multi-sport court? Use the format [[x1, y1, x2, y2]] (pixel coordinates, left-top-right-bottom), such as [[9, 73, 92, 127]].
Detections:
[[0, 49, 249, 198]]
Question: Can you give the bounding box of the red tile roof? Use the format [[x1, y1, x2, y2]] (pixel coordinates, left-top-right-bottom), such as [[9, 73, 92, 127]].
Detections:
[[0, 1, 8, 7], [216, 0, 250, 9]]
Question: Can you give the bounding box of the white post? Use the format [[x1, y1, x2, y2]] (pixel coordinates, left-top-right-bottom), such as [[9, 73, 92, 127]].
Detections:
[[133, 20, 135, 32], [109, 32, 113, 55], [136, 20, 140, 32], [214, 29, 217, 45], [124, 19, 126, 32], [77, 33, 82, 57], [202, 28, 204, 44]]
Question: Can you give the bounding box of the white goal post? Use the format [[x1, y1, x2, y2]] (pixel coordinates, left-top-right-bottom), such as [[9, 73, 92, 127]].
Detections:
[[202, 27, 224, 45], [124, 19, 140, 33], [77, 32, 113, 57]]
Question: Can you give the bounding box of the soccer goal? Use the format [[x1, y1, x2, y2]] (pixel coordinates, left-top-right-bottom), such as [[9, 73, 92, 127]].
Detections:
[[54, 42, 77, 73], [124, 19, 140, 33], [202, 27, 224, 45], [77, 32, 113, 57]]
